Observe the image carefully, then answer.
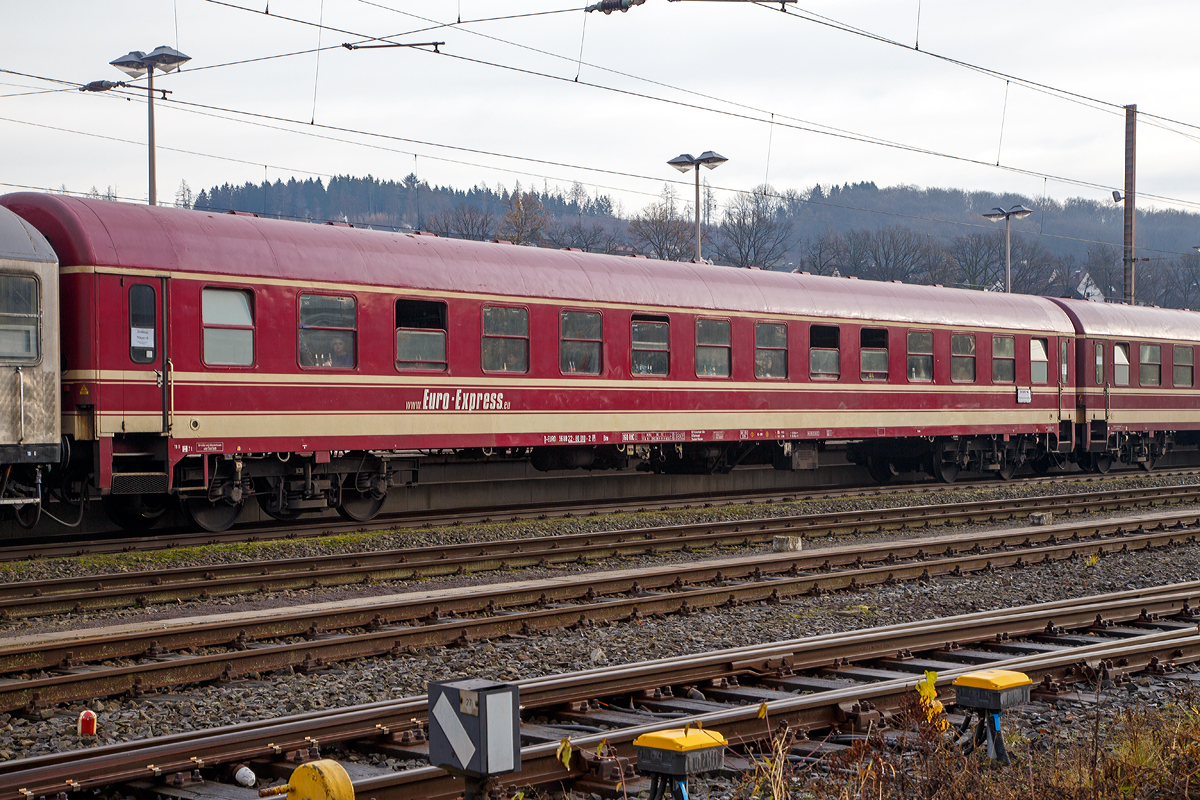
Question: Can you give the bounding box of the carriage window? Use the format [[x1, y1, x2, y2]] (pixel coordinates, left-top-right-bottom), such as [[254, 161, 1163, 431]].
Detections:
[[907, 331, 933, 382], [755, 322, 788, 379], [860, 328, 888, 381], [951, 334, 976, 382], [0, 274, 38, 362], [1114, 344, 1130, 386], [128, 284, 157, 365], [1030, 338, 1049, 384], [1140, 344, 1161, 386], [299, 294, 356, 368], [482, 306, 528, 373], [992, 336, 1015, 383], [696, 318, 731, 377], [201, 288, 254, 366], [396, 298, 447, 371], [1174, 346, 1194, 388], [810, 324, 840, 380], [1096, 342, 1104, 386], [632, 315, 670, 376], [561, 310, 601, 375], [1060, 339, 1069, 383]]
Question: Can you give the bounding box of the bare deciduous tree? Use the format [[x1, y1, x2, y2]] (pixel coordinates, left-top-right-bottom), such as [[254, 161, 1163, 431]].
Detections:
[[628, 200, 693, 261], [544, 220, 625, 253], [1084, 242, 1123, 301], [1164, 254, 1200, 310], [175, 180, 195, 209], [714, 186, 791, 269], [856, 225, 932, 283], [425, 202, 496, 241], [949, 232, 1003, 290], [498, 192, 549, 245], [1009, 235, 1074, 296], [797, 230, 842, 275]]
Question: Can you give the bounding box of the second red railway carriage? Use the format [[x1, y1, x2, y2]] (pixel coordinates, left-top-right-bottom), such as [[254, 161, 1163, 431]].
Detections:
[[0, 192, 1196, 531]]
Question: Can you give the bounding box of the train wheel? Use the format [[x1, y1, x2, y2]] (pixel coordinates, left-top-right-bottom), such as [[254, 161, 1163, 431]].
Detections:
[[1090, 454, 1113, 474], [997, 460, 1019, 481], [337, 492, 386, 522], [866, 457, 894, 484], [932, 461, 959, 484], [1139, 455, 1157, 472], [102, 493, 169, 531], [256, 494, 300, 522], [255, 479, 300, 522], [180, 496, 244, 532]]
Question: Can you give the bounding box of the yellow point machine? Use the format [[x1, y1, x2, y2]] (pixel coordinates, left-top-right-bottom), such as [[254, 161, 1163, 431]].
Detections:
[[952, 669, 1032, 765], [258, 760, 354, 800], [633, 725, 728, 800]]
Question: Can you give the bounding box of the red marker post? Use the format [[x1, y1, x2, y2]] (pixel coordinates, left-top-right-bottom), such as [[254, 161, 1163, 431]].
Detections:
[[77, 710, 97, 736]]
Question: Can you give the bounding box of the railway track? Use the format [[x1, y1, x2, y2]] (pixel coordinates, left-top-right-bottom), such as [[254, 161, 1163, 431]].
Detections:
[[2, 506, 1198, 713], [10, 466, 1197, 561], [5, 581, 1200, 800], [5, 481, 1200, 619]]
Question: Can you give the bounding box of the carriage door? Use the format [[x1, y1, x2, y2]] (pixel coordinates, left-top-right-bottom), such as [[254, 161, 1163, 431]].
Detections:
[[1057, 338, 1069, 421], [123, 280, 169, 434]]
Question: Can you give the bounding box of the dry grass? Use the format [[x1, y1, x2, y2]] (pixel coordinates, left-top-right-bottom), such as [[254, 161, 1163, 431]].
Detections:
[[728, 683, 1200, 799]]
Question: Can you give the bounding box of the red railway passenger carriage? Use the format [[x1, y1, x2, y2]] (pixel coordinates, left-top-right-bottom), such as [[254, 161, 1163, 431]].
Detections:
[[0, 192, 1175, 532], [1050, 298, 1200, 473]]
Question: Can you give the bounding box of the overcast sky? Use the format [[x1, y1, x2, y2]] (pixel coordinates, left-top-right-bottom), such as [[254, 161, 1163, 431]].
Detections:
[[3, 1, 1199, 221]]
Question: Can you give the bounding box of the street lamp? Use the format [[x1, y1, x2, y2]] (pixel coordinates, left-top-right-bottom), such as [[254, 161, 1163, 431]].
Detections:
[[668, 151, 727, 262], [981, 204, 1033, 293], [103, 45, 191, 205]]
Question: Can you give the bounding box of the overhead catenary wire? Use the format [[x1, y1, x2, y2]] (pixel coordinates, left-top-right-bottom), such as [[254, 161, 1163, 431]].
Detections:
[[5, 65, 1200, 262], [181, 2, 1200, 214]]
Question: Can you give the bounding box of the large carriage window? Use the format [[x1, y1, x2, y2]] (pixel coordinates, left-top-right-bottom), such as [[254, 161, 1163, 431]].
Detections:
[[1030, 338, 1049, 384], [755, 322, 787, 379], [1140, 344, 1162, 386], [201, 288, 254, 366], [0, 274, 38, 361], [810, 325, 840, 380], [951, 334, 976, 382], [1114, 343, 1130, 386], [396, 299, 447, 371], [992, 336, 1015, 383], [561, 310, 601, 375], [696, 319, 731, 377], [1060, 340, 1069, 383], [299, 294, 356, 368], [128, 284, 157, 364], [482, 306, 529, 373], [1175, 346, 1194, 388], [1095, 342, 1104, 385], [632, 315, 670, 376], [907, 331, 933, 382], [860, 328, 888, 381]]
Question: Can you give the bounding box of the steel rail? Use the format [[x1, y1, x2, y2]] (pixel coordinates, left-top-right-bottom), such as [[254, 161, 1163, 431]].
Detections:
[[9, 466, 1198, 562], [1, 513, 1197, 713], [5, 585, 1200, 800], [0, 578, 1184, 777], [358, 629, 1200, 800], [4, 482, 1200, 619]]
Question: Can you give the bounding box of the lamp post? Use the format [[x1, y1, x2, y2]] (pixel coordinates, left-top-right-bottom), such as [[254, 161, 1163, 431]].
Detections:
[[106, 46, 191, 206], [668, 151, 727, 262], [981, 204, 1033, 293]]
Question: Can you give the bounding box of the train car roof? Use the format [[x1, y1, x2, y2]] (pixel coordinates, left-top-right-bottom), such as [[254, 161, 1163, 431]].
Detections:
[[1049, 297, 1200, 342], [1, 192, 1073, 332], [0, 204, 56, 264]]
